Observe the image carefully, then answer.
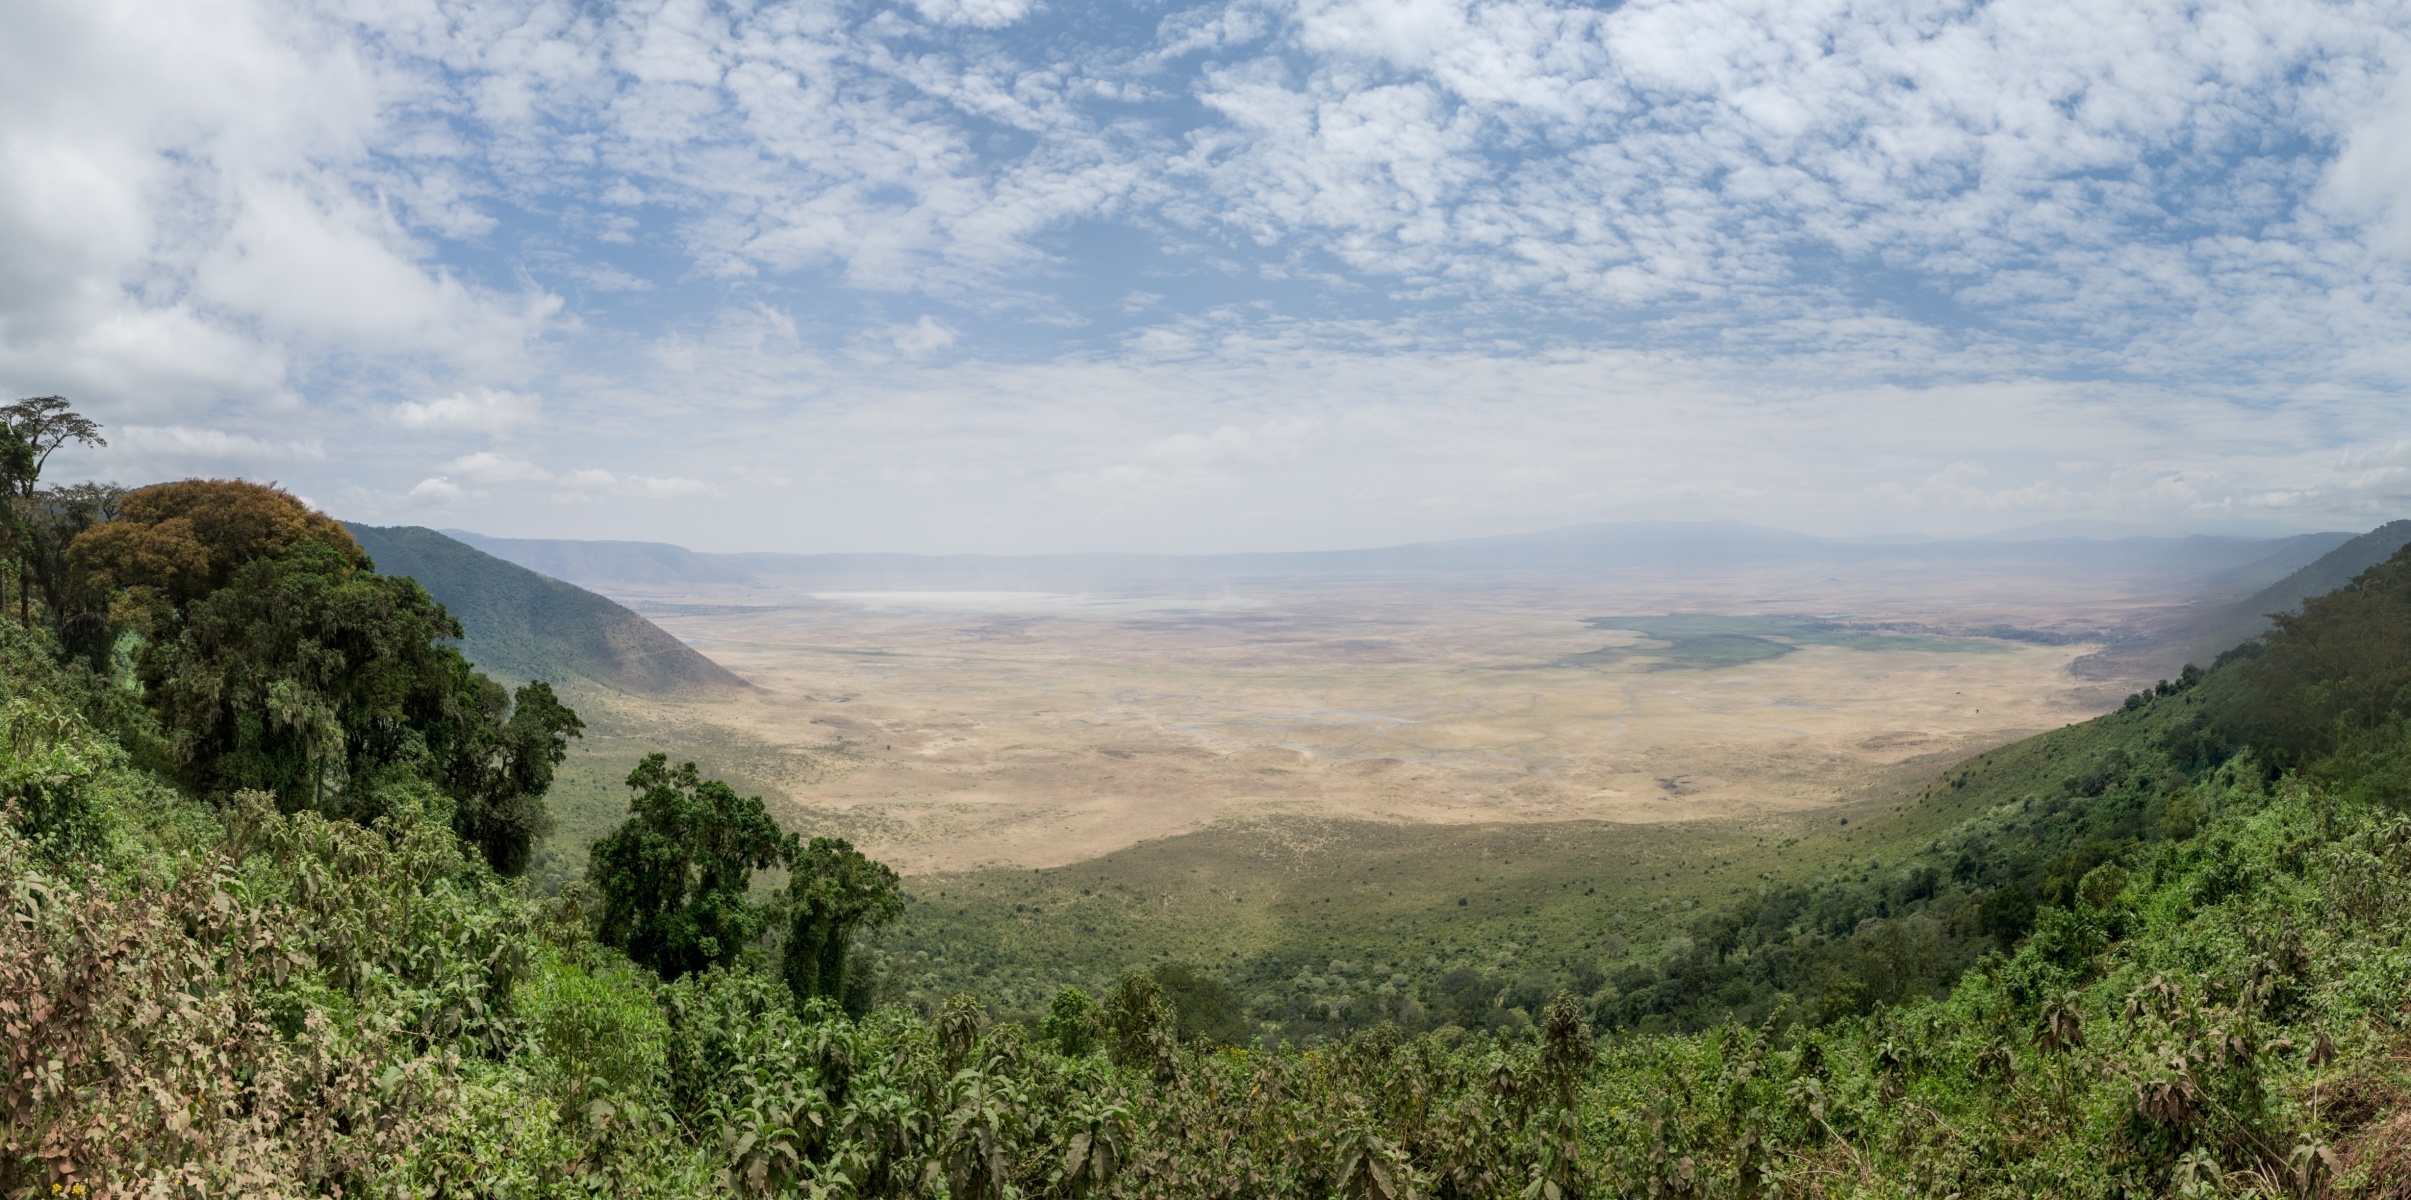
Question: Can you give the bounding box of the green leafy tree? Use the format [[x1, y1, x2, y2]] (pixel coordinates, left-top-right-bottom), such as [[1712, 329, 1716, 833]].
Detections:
[[140, 537, 579, 872], [1100, 969, 1179, 1080], [146, 540, 463, 807], [1150, 962, 1248, 1046], [781, 835, 904, 1014], [68, 477, 363, 637], [17, 484, 122, 666], [589, 754, 795, 980], [1043, 986, 1100, 1057], [448, 679, 584, 877], [0, 398, 102, 498]]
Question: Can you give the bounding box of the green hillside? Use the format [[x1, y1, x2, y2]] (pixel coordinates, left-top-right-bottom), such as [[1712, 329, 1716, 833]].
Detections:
[[346, 523, 748, 694], [2168, 518, 2411, 671], [14, 461, 2411, 1194], [883, 661, 2239, 1042], [17, 534, 2411, 1194]]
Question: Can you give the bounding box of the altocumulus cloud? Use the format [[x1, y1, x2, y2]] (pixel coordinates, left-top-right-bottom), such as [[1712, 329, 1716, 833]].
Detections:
[[1, 0, 2408, 552]]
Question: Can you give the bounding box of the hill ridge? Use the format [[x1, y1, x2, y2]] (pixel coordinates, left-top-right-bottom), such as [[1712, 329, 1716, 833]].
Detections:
[[2142, 518, 2411, 673], [346, 523, 748, 695]]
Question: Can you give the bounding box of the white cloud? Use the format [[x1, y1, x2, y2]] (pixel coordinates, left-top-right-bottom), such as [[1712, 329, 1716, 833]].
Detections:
[[413, 454, 718, 502], [113, 424, 325, 466], [2326, 71, 2411, 258], [391, 388, 542, 433], [9, 0, 2411, 554], [1054, 416, 1318, 497], [890, 317, 960, 358], [910, 0, 1038, 29], [0, 0, 554, 425], [445, 451, 551, 483], [621, 475, 715, 499], [1496, 466, 1562, 488], [1142, 417, 1314, 469], [409, 476, 467, 502]]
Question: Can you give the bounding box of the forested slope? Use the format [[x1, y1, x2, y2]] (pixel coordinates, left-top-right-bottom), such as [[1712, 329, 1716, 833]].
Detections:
[[11, 457, 2411, 1192], [2159, 519, 2411, 674], [347, 523, 749, 694]]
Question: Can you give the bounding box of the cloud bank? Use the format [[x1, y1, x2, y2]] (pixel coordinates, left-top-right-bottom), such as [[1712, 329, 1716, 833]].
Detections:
[[2, 0, 2408, 551]]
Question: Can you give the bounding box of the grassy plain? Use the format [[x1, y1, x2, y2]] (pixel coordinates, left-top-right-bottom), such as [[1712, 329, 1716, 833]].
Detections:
[[577, 580, 2128, 866], [516, 558, 2207, 1008]]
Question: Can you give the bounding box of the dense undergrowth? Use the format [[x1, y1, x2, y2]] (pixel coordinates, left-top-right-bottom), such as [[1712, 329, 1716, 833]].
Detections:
[[9, 454, 2411, 1191]]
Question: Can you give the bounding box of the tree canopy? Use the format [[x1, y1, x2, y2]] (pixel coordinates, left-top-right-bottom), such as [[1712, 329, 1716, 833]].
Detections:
[[68, 478, 363, 632], [782, 834, 904, 1015], [139, 537, 582, 870], [0, 398, 111, 654], [0, 396, 104, 499], [589, 754, 795, 980], [9, 469, 590, 877]]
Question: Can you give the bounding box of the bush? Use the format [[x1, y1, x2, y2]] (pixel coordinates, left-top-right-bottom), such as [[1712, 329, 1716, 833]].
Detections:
[[0, 695, 116, 862], [517, 945, 670, 1105], [1044, 985, 1100, 1056]]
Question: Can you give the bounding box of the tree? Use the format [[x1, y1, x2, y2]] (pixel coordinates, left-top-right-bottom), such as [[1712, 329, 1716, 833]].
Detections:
[[1150, 962, 1248, 1046], [144, 540, 457, 807], [0, 398, 105, 633], [452, 680, 583, 877], [589, 754, 794, 980], [1043, 986, 1100, 1056], [17, 484, 122, 665], [0, 398, 104, 496], [781, 835, 903, 1014], [137, 535, 578, 873], [1100, 970, 1179, 1079], [67, 478, 363, 634]]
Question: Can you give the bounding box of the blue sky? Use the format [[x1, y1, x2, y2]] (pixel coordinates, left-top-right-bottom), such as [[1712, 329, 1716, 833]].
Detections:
[[3, 0, 2410, 553]]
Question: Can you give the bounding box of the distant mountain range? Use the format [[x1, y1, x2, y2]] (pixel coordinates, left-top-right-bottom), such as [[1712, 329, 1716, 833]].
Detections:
[[346, 524, 748, 695], [445, 521, 2359, 595]]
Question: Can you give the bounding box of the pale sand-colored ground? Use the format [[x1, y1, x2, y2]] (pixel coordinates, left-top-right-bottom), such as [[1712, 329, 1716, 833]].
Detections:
[[565, 564, 2164, 873]]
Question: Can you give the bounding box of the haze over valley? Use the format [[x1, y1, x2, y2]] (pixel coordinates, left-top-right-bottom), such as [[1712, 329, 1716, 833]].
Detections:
[[389, 521, 2387, 881]]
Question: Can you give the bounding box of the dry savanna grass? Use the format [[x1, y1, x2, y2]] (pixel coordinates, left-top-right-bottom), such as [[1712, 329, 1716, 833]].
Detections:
[[526, 560, 2173, 886]]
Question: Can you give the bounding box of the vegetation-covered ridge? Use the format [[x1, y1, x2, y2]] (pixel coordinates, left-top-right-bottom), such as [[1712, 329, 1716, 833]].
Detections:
[[886, 543, 2411, 1053], [343, 523, 749, 695]]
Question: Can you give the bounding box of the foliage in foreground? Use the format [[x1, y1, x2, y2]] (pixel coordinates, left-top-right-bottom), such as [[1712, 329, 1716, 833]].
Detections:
[[13, 721, 2411, 1196]]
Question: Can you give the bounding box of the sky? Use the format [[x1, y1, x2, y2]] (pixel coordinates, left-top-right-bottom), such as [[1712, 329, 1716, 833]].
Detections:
[[3, 0, 2411, 554]]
